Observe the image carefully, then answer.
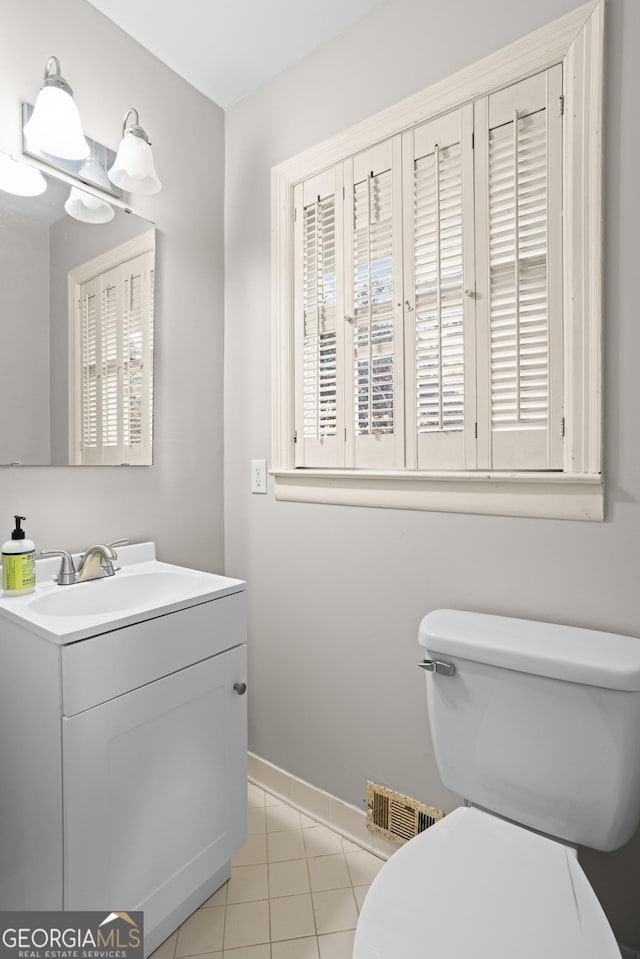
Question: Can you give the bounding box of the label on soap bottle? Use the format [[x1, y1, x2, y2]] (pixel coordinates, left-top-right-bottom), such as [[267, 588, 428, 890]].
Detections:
[[2, 550, 36, 593]]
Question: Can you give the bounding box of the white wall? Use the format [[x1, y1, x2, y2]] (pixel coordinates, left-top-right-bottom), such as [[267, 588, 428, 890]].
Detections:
[[224, 0, 640, 947], [0, 210, 50, 464], [0, 0, 225, 571]]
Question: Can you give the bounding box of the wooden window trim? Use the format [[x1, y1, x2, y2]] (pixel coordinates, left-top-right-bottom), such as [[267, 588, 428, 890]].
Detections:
[[271, 1, 603, 520]]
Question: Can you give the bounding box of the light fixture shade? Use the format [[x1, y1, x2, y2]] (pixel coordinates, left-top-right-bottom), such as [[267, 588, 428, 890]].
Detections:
[[108, 130, 161, 195], [24, 84, 89, 160], [78, 152, 114, 194], [64, 186, 115, 224], [0, 155, 47, 196]]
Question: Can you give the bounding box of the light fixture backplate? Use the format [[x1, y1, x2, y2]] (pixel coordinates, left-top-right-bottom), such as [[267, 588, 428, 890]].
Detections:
[[22, 103, 122, 199]]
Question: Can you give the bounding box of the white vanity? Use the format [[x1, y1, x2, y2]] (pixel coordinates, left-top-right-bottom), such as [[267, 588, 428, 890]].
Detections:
[[0, 543, 247, 957]]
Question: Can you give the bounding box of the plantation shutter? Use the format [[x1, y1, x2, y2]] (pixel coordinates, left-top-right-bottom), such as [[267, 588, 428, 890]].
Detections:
[[294, 167, 344, 467], [289, 66, 565, 480], [402, 106, 475, 470], [475, 66, 563, 470], [344, 137, 403, 469], [76, 254, 154, 465]]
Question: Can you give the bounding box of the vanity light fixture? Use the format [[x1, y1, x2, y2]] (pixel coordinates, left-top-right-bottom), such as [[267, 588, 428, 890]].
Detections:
[[64, 186, 114, 224], [23, 57, 89, 160], [0, 154, 46, 196], [108, 108, 161, 195]]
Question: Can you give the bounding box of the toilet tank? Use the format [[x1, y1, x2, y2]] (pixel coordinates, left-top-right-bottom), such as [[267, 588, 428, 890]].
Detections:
[[419, 610, 640, 851]]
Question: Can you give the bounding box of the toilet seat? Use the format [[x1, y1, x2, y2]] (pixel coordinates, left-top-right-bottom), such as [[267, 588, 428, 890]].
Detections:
[[353, 806, 620, 959]]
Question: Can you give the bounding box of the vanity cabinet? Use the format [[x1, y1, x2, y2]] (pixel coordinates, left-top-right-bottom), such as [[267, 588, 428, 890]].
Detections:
[[0, 575, 247, 958]]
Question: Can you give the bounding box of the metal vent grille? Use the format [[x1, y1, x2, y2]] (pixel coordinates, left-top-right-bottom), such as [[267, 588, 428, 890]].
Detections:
[[367, 781, 444, 843]]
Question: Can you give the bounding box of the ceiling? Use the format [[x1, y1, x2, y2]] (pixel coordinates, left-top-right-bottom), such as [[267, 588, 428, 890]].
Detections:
[[85, 0, 384, 109]]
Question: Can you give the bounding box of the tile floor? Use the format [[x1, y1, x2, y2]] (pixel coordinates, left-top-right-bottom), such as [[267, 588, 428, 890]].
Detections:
[[150, 782, 384, 959]]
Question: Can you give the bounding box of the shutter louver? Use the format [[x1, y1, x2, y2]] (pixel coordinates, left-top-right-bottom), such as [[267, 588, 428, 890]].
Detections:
[[148, 266, 155, 447], [294, 168, 344, 468], [353, 168, 394, 438], [477, 66, 563, 470], [101, 277, 120, 450], [303, 194, 337, 440], [81, 287, 98, 455], [415, 144, 464, 433], [405, 107, 473, 470], [122, 255, 153, 455], [489, 109, 549, 429], [123, 270, 143, 448]]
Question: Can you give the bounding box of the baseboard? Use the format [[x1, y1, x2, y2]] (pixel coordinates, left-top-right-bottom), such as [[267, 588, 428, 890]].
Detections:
[[248, 752, 399, 861]]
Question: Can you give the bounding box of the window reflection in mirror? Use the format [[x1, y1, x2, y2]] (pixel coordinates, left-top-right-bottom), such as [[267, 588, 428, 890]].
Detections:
[[0, 153, 155, 466]]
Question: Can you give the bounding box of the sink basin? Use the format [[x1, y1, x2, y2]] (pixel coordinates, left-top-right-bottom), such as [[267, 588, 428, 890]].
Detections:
[[0, 543, 245, 644], [28, 569, 207, 617]]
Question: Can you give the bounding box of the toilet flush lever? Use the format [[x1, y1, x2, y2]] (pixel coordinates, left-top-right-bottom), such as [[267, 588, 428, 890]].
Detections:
[[419, 660, 456, 677]]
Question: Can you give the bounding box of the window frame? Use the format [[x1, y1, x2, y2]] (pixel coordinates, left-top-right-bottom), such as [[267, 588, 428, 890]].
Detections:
[[271, 0, 603, 520]]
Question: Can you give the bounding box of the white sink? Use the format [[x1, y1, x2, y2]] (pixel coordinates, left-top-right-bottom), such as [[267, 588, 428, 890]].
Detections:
[[0, 542, 245, 643], [28, 569, 209, 617]]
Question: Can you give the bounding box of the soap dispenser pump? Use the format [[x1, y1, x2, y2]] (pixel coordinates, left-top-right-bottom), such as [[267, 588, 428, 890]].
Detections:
[[2, 515, 36, 595]]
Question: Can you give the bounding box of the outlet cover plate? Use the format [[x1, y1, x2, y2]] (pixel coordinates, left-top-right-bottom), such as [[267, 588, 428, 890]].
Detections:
[[251, 459, 267, 494]]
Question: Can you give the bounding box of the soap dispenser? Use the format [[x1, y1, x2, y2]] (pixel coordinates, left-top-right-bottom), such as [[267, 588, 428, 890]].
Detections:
[[2, 515, 36, 595]]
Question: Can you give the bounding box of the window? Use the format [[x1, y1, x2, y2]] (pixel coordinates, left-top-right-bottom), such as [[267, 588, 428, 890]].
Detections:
[[272, 2, 603, 520], [69, 232, 155, 465]]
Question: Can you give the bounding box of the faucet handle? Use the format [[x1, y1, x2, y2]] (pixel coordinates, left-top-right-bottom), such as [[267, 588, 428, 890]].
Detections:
[[40, 549, 77, 586], [106, 539, 129, 556]]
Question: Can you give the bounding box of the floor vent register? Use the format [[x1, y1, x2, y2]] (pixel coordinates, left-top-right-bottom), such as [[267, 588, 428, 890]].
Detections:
[[366, 781, 444, 843]]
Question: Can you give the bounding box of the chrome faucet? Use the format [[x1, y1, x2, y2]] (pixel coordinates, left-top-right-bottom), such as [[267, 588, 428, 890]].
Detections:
[[41, 539, 128, 585], [76, 539, 128, 582]]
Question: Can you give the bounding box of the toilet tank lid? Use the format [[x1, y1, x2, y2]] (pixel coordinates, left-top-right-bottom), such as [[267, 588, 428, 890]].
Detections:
[[419, 609, 640, 691]]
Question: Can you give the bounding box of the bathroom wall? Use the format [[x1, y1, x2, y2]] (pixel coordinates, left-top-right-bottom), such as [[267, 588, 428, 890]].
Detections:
[[0, 210, 50, 464], [0, 0, 225, 571], [224, 0, 640, 947]]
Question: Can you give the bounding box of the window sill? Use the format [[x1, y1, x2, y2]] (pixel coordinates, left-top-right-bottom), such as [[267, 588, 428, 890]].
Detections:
[[271, 469, 603, 521]]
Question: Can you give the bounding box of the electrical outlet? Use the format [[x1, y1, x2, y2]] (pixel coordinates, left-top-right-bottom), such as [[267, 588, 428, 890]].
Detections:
[[251, 459, 267, 494]]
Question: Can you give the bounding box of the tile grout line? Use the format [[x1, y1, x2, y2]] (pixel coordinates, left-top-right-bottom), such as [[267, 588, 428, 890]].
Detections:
[[266, 784, 273, 958], [302, 823, 318, 951], [220, 877, 227, 956], [155, 783, 380, 959]]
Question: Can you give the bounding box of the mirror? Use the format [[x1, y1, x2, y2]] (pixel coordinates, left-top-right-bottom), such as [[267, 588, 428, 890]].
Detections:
[[0, 152, 155, 466]]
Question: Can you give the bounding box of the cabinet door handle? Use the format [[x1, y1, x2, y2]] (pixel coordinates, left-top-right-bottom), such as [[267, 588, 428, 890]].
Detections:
[[233, 682, 247, 695]]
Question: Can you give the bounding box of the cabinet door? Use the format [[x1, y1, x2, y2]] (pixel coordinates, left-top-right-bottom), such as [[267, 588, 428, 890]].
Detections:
[[62, 644, 247, 925]]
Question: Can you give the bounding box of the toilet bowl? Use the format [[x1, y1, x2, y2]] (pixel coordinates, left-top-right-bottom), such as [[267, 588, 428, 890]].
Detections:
[[353, 610, 640, 959], [354, 806, 620, 958]]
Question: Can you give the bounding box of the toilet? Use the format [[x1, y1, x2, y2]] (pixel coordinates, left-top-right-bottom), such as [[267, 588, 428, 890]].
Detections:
[[354, 609, 640, 959]]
